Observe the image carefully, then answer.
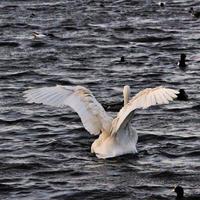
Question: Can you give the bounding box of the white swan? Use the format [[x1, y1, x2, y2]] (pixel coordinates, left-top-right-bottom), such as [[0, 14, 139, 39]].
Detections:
[[23, 85, 178, 159]]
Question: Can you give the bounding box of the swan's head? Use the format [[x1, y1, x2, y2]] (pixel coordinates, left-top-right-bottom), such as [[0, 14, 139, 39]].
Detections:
[[123, 85, 130, 105]]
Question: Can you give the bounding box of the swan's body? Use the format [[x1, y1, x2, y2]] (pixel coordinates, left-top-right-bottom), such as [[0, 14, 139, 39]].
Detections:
[[24, 85, 178, 159]]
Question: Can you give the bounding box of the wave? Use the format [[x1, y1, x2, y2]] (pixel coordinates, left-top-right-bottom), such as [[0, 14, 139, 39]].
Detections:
[[0, 41, 19, 47], [133, 36, 174, 43]]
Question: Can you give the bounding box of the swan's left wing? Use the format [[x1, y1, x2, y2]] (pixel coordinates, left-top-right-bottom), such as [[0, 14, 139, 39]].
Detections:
[[111, 86, 179, 135], [24, 85, 112, 135]]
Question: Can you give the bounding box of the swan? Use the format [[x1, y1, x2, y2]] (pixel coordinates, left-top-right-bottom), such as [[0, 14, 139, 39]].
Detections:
[[23, 85, 178, 159]]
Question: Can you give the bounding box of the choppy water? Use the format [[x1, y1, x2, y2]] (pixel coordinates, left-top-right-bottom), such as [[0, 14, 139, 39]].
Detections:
[[0, 0, 200, 199]]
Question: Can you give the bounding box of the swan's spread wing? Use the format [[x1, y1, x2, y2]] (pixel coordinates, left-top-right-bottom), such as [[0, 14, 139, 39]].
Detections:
[[111, 86, 179, 135], [24, 85, 112, 135]]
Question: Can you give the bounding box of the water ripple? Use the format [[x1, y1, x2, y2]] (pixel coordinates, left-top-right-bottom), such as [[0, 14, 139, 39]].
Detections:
[[0, 0, 200, 199]]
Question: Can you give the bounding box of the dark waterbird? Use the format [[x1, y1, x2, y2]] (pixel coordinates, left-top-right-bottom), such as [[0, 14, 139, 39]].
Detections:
[[178, 54, 187, 70], [99, 3, 105, 8], [120, 56, 125, 63], [189, 7, 200, 18], [30, 13, 36, 18], [159, 2, 165, 8], [177, 89, 188, 101], [174, 185, 200, 200]]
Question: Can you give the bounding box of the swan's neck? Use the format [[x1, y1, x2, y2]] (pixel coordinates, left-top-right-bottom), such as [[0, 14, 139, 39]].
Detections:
[[123, 85, 130, 106]]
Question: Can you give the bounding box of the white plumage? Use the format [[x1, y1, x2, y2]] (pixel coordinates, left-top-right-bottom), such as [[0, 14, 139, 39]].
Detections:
[[32, 32, 46, 39], [24, 85, 179, 159]]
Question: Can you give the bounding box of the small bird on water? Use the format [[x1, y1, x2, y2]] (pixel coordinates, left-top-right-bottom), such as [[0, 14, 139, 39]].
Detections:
[[159, 2, 165, 8], [32, 32, 56, 39], [120, 56, 125, 63], [174, 185, 200, 200], [177, 89, 188, 101], [189, 7, 200, 18], [32, 32, 46, 39], [178, 54, 187, 70]]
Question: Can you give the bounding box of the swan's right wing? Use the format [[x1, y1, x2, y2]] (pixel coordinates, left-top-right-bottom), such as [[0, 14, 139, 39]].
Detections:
[[111, 86, 179, 135], [24, 85, 113, 135]]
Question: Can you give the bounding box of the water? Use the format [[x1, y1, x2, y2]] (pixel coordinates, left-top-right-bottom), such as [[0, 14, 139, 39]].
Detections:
[[0, 0, 200, 199]]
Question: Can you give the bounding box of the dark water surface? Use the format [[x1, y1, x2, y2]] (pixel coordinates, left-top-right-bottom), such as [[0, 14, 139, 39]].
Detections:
[[0, 0, 200, 199]]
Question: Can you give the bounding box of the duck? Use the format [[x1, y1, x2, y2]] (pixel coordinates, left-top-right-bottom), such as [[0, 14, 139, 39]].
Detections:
[[30, 13, 36, 18], [120, 56, 125, 63], [99, 3, 105, 8], [177, 89, 188, 101], [24, 85, 179, 159], [174, 185, 200, 200], [159, 2, 165, 8], [32, 32, 46, 39], [178, 54, 187, 69], [32, 32, 56, 39], [189, 7, 200, 18]]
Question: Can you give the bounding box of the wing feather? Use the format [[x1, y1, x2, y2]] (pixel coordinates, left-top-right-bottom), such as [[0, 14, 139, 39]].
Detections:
[[111, 86, 179, 135], [24, 85, 112, 135], [162, 91, 173, 101]]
